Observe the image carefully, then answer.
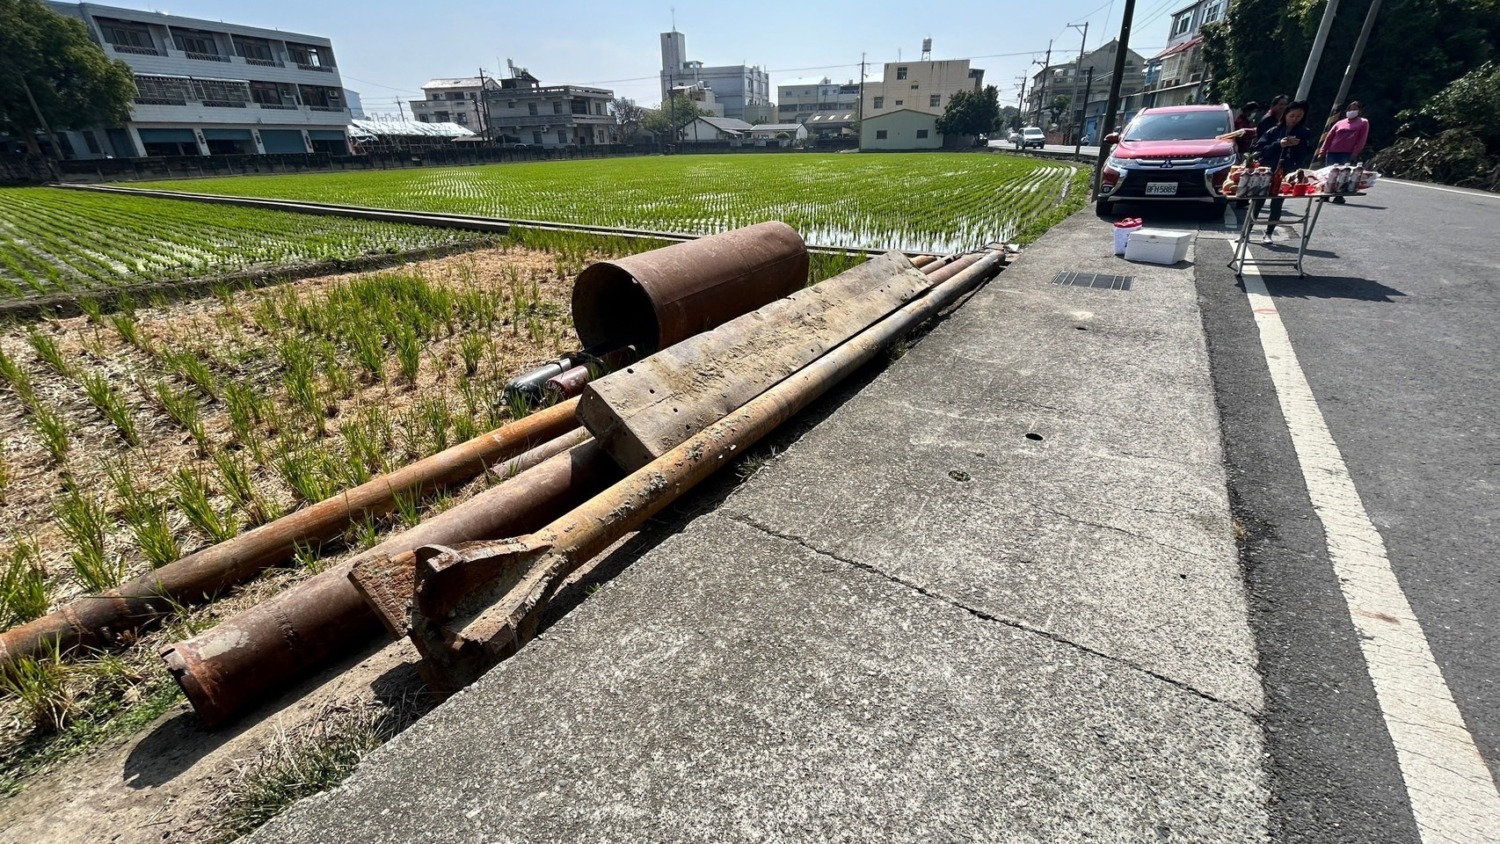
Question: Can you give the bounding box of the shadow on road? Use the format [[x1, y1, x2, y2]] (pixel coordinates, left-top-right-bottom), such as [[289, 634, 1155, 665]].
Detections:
[[1237, 273, 1408, 303]]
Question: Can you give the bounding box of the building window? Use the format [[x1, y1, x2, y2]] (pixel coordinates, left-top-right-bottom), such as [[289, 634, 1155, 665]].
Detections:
[[873, 97, 884, 109], [1172, 12, 1193, 36], [1203, 1, 1223, 23], [455, 112, 467, 124], [528, 103, 538, 116], [558, 130, 568, 144], [916, 129, 929, 139], [929, 94, 941, 107], [876, 129, 888, 139], [895, 100, 903, 106], [99, 20, 154, 50], [172, 31, 219, 56], [417, 115, 429, 122], [83, 131, 102, 154], [896, 67, 908, 80], [533, 131, 543, 144], [911, 84, 920, 90], [507, 101, 516, 109], [552, 101, 563, 114]]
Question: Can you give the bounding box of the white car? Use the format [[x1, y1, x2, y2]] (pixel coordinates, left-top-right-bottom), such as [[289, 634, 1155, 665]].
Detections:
[[1016, 127, 1046, 149]]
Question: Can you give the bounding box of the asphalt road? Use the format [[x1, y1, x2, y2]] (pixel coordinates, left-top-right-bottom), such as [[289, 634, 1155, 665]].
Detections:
[[1189, 182, 1500, 841], [986, 140, 1101, 158]]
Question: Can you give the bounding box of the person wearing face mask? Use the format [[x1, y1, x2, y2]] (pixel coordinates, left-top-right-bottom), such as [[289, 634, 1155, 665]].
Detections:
[[1318, 100, 1369, 204], [1251, 99, 1314, 240]]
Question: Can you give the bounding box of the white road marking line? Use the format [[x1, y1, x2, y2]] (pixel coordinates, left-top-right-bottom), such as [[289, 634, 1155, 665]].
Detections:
[[1387, 179, 1500, 199], [1240, 259, 1500, 843]]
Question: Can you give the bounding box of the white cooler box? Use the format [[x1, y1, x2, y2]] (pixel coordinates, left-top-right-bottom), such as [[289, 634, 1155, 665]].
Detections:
[[1124, 228, 1193, 265]]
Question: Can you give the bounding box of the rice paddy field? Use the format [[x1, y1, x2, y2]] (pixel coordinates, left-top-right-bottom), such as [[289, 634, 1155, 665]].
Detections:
[[139, 153, 1084, 254], [0, 187, 487, 301]]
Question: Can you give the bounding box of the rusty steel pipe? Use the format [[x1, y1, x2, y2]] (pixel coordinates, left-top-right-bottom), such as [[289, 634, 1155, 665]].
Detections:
[[409, 252, 1005, 691], [160, 432, 617, 727], [571, 221, 808, 356], [0, 399, 581, 668]]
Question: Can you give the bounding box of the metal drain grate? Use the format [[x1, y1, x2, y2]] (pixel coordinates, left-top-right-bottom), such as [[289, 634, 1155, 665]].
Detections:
[[1052, 271, 1133, 291]]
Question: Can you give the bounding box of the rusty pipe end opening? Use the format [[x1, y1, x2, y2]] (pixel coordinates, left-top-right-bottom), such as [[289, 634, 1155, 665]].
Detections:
[[161, 643, 232, 729], [572, 264, 662, 357]]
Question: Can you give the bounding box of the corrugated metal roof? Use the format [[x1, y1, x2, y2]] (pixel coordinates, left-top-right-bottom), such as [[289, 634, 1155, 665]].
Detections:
[[348, 118, 476, 139], [421, 77, 493, 89]]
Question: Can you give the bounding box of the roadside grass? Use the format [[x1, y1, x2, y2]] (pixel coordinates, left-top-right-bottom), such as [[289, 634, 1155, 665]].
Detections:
[[209, 694, 430, 843]]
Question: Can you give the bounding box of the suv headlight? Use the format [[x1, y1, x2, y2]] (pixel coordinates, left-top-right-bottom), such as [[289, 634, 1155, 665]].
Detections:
[[1105, 155, 1129, 171], [1203, 154, 1236, 168]]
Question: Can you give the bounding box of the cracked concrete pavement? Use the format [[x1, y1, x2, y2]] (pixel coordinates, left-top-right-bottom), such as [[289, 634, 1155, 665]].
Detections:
[[251, 210, 1270, 842]]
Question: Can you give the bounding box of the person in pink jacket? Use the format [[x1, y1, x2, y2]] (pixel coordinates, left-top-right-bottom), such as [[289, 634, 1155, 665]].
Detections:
[[1318, 101, 1370, 203]]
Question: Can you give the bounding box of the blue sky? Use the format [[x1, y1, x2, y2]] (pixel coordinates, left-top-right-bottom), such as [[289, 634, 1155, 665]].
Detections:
[[125, 0, 1179, 114]]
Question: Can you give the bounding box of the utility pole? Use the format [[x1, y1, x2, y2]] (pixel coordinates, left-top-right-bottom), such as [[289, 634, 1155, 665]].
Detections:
[[397, 99, 407, 121], [1333, 0, 1381, 110], [858, 53, 866, 152], [1033, 41, 1053, 126], [1015, 74, 1028, 132], [1066, 22, 1089, 144], [476, 67, 494, 141], [1092, 0, 1136, 199], [19, 77, 62, 181], [1296, 0, 1340, 101], [1074, 66, 1094, 157]]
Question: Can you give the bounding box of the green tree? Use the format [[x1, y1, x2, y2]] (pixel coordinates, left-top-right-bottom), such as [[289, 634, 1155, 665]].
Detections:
[[1201, 0, 1500, 151], [610, 97, 646, 143], [0, 0, 136, 157], [1370, 62, 1500, 190], [936, 85, 1002, 144], [642, 94, 703, 141]]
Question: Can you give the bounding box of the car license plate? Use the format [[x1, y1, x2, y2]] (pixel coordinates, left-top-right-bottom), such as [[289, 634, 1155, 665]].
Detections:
[[1145, 182, 1178, 196]]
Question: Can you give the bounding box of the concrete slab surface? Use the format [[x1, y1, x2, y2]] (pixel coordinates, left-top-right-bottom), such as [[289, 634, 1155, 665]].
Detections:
[[250, 210, 1270, 842]]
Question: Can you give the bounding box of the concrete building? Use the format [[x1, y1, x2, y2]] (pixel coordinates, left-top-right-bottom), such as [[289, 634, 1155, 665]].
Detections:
[[860, 110, 942, 150], [1028, 40, 1147, 141], [482, 69, 616, 147], [681, 116, 754, 143], [410, 77, 500, 133], [1142, 0, 1223, 107], [860, 53, 984, 150], [345, 90, 366, 119], [777, 77, 860, 124], [659, 30, 770, 122], [671, 81, 725, 118], [45, 1, 352, 158], [746, 123, 809, 146], [803, 111, 858, 139]]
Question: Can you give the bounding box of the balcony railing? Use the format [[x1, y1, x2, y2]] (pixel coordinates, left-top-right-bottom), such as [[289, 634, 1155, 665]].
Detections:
[[112, 43, 163, 56], [202, 100, 248, 108], [307, 105, 347, 112], [186, 51, 230, 62], [134, 97, 187, 106], [255, 102, 299, 109], [243, 57, 283, 67], [296, 63, 335, 73]]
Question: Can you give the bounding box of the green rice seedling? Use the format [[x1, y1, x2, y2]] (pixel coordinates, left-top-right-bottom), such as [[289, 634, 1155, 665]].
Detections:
[[163, 349, 221, 399], [273, 439, 333, 506], [2, 536, 50, 627], [173, 467, 238, 543], [79, 370, 139, 446], [292, 539, 326, 573], [459, 333, 486, 377], [348, 511, 381, 551], [121, 491, 180, 569], [108, 311, 146, 352], [0, 636, 76, 733], [153, 380, 206, 449], [349, 329, 385, 382], [318, 340, 355, 399], [26, 329, 72, 377], [0, 346, 35, 403], [224, 381, 265, 440], [56, 486, 120, 592], [392, 490, 421, 528], [29, 400, 70, 462], [278, 338, 322, 428], [395, 327, 421, 384], [213, 449, 271, 526], [0, 452, 9, 505], [78, 297, 104, 327], [418, 396, 453, 452]]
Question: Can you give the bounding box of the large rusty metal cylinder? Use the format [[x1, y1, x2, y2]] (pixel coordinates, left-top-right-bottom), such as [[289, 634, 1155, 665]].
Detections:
[[571, 221, 808, 356]]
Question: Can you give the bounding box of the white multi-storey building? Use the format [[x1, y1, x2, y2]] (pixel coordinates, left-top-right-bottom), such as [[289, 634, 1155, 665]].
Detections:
[[45, 1, 352, 158], [659, 30, 770, 122], [776, 77, 860, 123], [860, 54, 985, 149], [409, 77, 500, 133]]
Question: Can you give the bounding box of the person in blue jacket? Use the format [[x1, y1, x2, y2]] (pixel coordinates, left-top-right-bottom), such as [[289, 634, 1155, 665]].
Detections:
[[1252, 99, 1314, 241]]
